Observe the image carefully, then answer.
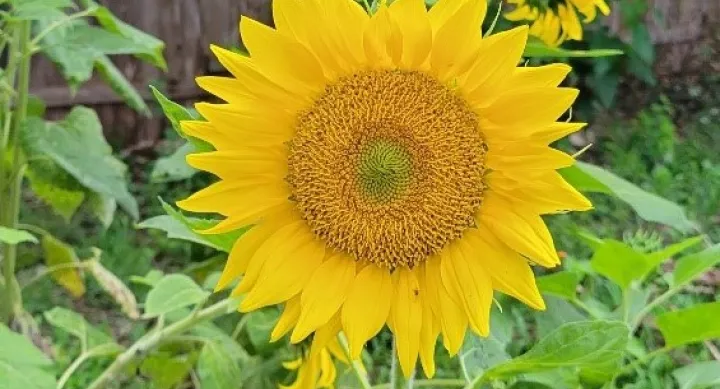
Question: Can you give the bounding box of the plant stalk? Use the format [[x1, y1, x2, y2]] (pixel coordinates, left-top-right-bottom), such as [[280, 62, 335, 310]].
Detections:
[[86, 299, 234, 389], [1, 20, 31, 324], [338, 332, 372, 389]]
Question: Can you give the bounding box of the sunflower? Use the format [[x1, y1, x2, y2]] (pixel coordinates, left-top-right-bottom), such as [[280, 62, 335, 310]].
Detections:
[[178, 0, 592, 379], [281, 338, 349, 389], [505, 0, 611, 46]]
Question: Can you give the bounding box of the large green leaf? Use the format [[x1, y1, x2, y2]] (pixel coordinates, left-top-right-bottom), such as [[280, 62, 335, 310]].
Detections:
[[482, 321, 628, 383], [590, 240, 647, 289], [8, 0, 73, 21], [150, 142, 198, 183], [536, 271, 580, 300], [82, 0, 167, 69], [646, 236, 704, 268], [673, 361, 720, 389], [196, 341, 243, 389], [0, 226, 37, 245], [44, 307, 119, 350], [0, 324, 57, 389], [144, 274, 210, 318], [534, 296, 587, 339], [670, 244, 720, 288], [656, 302, 720, 348], [38, 18, 149, 88], [245, 308, 281, 352], [137, 198, 247, 252], [150, 86, 212, 152], [94, 55, 150, 116], [139, 352, 194, 389], [21, 108, 138, 219], [42, 234, 85, 298], [25, 160, 86, 221], [561, 162, 696, 232], [523, 38, 623, 58], [461, 311, 512, 380]]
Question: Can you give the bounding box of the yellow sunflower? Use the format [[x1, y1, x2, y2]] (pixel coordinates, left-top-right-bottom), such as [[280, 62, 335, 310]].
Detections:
[[506, 0, 611, 46], [281, 338, 349, 389], [178, 0, 592, 379]]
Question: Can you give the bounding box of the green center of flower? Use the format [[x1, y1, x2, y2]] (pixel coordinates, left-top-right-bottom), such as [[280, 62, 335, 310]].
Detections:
[[357, 139, 413, 203]]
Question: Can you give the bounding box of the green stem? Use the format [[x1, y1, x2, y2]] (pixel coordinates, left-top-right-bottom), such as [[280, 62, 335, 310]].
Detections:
[[629, 288, 674, 332], [57, 352, 92, 389], [338, 333, 373, 389], [372, 379, 467, 389], [30, 6, 98, 47], [86, 299, 234, 389], [1, 20, 31, 324]]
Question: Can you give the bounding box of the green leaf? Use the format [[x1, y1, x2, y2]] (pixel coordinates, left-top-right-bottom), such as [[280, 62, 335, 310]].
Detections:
[[38, 19, 150, 88], [25, 158, 86, 221], [43, 307, 118, 349], [670, 244, 720, 288], [139, 352, 194, 389], [150, 142, 197, 183], [482, 321, 628, 383], [129, 269, 165, 287], [144, 274, 210, 318], [150, 86, 212, 152], [137, 198, 247, 252], [673, 361, 720, 389], [21, 108, 138, 219], [9, 0, 73, 21], [196, 341, 243, 389], [534, 296, 586, 339], [523, 39, 624, 58], [461, 312, 512, 379], [515, 370, 580, 389], [87, 192, 117, 229], [86, 1, 167, 69], [245, 308, 281, 351], [561, 162, 697, 232], [0, 226, 37, 245], [42, 234, 85, 298], [94, 55, 150, 116], [646, 236, 704, 269], [656, 302, 720, 348], [536, 271, 580, 300], [0, 323, 57, 389], [590, 240, 647, 289]]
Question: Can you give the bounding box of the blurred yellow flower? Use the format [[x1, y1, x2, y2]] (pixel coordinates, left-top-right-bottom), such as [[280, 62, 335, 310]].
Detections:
[[179, 0, 591, 379], [506, 0, 611, 46], [281, 338, 349, 389]]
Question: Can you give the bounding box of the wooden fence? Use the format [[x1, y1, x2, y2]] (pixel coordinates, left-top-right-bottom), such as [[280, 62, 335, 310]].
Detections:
[[29, 0, 720, 147]]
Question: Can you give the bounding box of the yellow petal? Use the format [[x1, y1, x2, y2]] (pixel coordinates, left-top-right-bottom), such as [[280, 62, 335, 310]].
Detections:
[[176, 179, 289, 216], [240, 223, 326, 311], [429, 0, 486, 81], [271, 295, 302, 342], [363, 4, 396, 67], [198, 201, 293, 235], [341, 264, 394, 360], [480, 87, 578, 127], [185, 147, 288, 179], [389, 267, 422, 378], [478, 193, 560, 267], [388, 0, 432, 69], [531, 122, 586, 144], [240, 16, 326, 92], [506, 64, 572, 90], [417, 270, 440, 378], [487, 144, 575, 171], [309, 313, 342, 359], [292, 255, 356, 343], [464, 229, 546, 310], [490, 171, 592, 214], [462, 26, 529, 107], [423, 257, 467, 355], [195, 102, 293, 144], [317, 349, 337, 388], [440, 243, 492, 336], [179, 121, 234, 150]]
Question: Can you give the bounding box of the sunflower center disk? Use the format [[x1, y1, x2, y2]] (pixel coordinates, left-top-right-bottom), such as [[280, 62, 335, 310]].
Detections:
[[357, 139, 413, 203], [287, 70, 488, 269]]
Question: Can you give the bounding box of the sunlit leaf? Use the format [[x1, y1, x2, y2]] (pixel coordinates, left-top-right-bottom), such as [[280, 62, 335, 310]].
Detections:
[[25, 160, 86, 221], [0, 324, 56, 389], [41, 234, 85, 298], [656, 302, 720, 348], [536, 271, 580, 300], [590, 240, 647, 290], [673, 361, 720, 389], [561, 162, 697, 232], [646, 236, 704, 268], [21, 108, 138, 219], [144, 274, 209, 318], [196, 341, 243, 389], [670, 244, 720, 288], [535, 296, 586, 339], [246, 308, 281, 352], [150, 86, 212, 152], [139, 352, 194, 389], [8, 0, 73, 21], [483, 321, 628, 383], [461, 311, 512, 379], [0, 226, 37, 245]]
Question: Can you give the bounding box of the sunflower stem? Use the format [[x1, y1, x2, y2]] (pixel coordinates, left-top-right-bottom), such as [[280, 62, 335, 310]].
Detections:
[[338, 332, 373, 389]]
